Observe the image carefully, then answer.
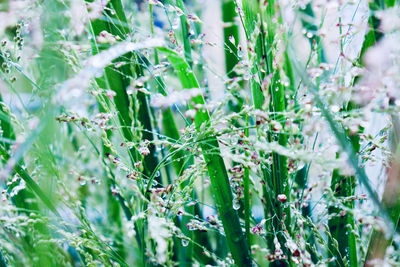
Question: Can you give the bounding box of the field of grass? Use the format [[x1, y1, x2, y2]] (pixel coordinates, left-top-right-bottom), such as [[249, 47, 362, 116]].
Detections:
[[0, 0, 400, 266]]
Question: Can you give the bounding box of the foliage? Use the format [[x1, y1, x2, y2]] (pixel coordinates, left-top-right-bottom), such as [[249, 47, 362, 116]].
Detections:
[[0, 0, 400, 266]]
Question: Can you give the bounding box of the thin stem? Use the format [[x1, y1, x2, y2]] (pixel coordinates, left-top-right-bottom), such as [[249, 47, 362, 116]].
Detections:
[[160, 48, 252, 266]]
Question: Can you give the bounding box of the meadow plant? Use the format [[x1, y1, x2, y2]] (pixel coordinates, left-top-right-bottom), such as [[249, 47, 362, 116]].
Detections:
[[0, 0, 400, 266]]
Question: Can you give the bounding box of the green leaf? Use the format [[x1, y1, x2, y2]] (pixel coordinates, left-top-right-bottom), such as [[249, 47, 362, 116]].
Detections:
[[158, 47, 252, 266]]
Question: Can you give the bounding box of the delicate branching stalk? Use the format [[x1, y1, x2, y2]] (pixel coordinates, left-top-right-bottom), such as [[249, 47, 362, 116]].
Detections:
[[320, 1, 358, 264], [2, 0, 400, 265], [366, 114, 400, 264], [328, 1, 396, 265], [86, 0, 164, 262], [160, 47, 252, 266], [363, 5, 400, 258], [149, 4, 195, 265], [87, 0, 159, 181], [85, 1, 132, 261], [241, 1, 289, 258], [289, 50, 397, 237]]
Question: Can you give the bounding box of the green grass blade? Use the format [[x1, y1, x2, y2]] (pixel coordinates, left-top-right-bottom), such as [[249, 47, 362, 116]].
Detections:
[[0, 146, 59, 216], [223, 0, 245, 116], [240, 0, 265, 109], [87, 0, 160, 181], [240, 1, 290, 258], [366, 115, 400, 262], [299, 3, 326, 63], [159, 47, 252, 266], [222, 0, 240, 78], [329, 1, 397, 264], [175, 0, 193, 66], [244, 114, 251, 247], [0, 98, 14, 150], [290, 50, 397, 232], [86, 0, 162, 261], [328, 169, 358, 266]]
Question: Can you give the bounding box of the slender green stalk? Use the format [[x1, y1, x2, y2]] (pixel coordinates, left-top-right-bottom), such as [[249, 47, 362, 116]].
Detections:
[[150, 4, 195, 266], [364, 3, 400, 259], [222, 0, 244, 120], [289, 50, 397, 237], [156, 3, 215, 264], [244, 114, 251, 246], [87, 0, 159, 181], [86, 0, 163, 263], [328, 85, 358, 266], [149, 5, 186, 174], [299, 3, 326, 63], [222, 0, 240, 78], [176, 0, 193, 66], [160, 47, 252, 266], [241, 1, 289, 258], [328, 168, 358, 267], [222, 0, 251, 249], [317, 1, 358, 264], [328, 1, 396, 265], [85, 1, 129, 260], [366, 115, 400, 263]]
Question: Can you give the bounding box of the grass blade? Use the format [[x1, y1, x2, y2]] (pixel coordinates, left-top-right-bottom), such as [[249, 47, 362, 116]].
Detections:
[[86, 0, 165, 261], [0, 145, 59, 216], [289, 50, 397, 237], [366, 115, 400, 263], [159, 47, 252, 266], [175, 0, 193, 66], [240, 1, 290, 259], [87, 0, 160, 181], [222, 0, 240, 78]]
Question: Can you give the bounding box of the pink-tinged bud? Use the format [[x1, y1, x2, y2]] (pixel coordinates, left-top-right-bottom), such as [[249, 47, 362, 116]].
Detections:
[[277, 194, 287, 203], [139, 147, 150, 156], [134, 161, 142, 168], [105, 90, 116, 99]]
